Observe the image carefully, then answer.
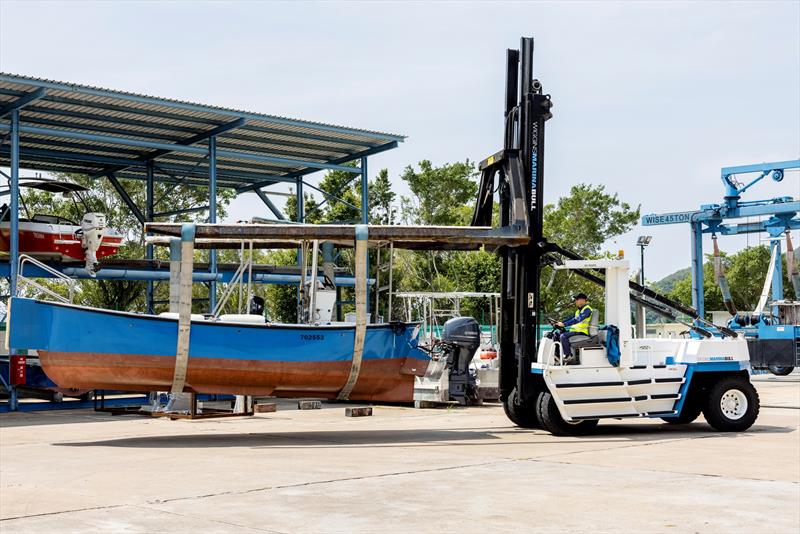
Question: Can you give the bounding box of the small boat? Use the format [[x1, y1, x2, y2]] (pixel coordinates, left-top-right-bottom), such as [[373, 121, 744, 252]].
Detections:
[[6, 297, 432, 402], [0, 179, 123, 268]]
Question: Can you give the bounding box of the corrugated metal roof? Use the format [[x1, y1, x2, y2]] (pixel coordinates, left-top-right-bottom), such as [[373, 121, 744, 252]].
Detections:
[[0, 73, 404, 190]]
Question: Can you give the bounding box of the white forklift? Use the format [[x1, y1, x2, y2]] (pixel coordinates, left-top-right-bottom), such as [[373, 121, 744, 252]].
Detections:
[[522, 259, 758, 435], [470, 37, 760, 435]]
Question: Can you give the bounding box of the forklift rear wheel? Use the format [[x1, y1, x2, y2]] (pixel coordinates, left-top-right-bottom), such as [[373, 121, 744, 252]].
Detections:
[[536, 390, 598, 436], [661, 397, 702, 424], [702, 376, 760, 432], [503, 388, 540, 428], [768, 366, 794, 376]]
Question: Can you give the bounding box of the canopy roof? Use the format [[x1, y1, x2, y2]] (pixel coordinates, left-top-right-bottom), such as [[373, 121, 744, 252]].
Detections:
[[0, 73, 403, 191]]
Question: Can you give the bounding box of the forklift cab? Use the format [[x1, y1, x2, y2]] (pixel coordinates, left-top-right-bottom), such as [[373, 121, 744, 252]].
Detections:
[[539, 259, 633, 367]]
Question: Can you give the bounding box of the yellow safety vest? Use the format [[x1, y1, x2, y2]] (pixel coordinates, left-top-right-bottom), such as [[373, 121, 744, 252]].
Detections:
[[568, 305, 593, 335]]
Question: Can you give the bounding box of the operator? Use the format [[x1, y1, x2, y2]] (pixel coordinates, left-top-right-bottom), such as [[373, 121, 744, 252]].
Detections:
[[555, 293, 593, 364]]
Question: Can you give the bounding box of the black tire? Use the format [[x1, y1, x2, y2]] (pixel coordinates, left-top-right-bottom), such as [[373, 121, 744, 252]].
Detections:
[[536, 390, 598, 436], [661, 396, 702, 424], [702, 376, 760, 432], [502, 388, 540, 428], [768, 366, 794, 376]]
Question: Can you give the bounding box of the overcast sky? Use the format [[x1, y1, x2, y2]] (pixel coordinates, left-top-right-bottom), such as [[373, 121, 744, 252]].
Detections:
[[1, 0, 798, 280]]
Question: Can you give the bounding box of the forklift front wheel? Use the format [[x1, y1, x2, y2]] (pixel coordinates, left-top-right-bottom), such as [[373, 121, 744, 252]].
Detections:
[[536, 390, 598, 436], [503, 388, 540, 428], [703, 376, 760, 432]]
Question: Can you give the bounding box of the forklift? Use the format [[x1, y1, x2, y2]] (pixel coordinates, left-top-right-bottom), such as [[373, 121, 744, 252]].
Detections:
[[459, 37, 761, 436]]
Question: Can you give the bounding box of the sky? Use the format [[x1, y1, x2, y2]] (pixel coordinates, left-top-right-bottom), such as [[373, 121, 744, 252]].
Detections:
[[1, 0, 798, 280]]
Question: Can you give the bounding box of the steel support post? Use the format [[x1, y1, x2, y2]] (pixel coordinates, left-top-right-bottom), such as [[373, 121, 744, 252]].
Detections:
[[771, 240, 783, 317], [361, 157, 370, 317], [296, 177, 304, 316], [145, 160, 155, 314], [690, 222, 705, 318], [208, 136, 218, 312], [8, 109, 20, 411], [636, 245, 646, 337]]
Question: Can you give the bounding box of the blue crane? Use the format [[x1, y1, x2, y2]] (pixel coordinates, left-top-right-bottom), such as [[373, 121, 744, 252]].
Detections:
[[642, 159, 800, 373]]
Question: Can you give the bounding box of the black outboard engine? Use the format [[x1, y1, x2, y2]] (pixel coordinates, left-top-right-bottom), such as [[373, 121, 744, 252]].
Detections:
[[441, 317, 482, 405], [249, 296, 266, 317]]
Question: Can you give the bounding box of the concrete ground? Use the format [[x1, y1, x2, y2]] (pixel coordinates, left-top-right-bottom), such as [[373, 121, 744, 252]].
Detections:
[[1, 375, 798, 533]]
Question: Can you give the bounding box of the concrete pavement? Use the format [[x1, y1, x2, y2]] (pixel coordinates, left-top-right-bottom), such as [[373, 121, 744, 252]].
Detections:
[[1, 376, 798, 533]]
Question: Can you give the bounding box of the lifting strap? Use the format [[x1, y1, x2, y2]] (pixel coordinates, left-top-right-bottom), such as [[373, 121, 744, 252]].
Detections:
[[712, 236, 737, 316], [754, 242, 779, 315], [171, 223, 195, 394], [786, 232, 800, 299], [338, 225, 368, 400]]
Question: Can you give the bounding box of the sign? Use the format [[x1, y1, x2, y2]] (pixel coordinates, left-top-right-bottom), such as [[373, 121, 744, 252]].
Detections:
[[10, 355, 26, 385], [641, 211, 697, 226]]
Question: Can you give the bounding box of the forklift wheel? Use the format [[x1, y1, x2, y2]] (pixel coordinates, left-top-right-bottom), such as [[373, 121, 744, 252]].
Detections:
[[768, 366, 794, 376], [661, 397, 702, 425], [703, 376, 760, 432], [536, 390, 598, 436], [503, 388, 540, 428]]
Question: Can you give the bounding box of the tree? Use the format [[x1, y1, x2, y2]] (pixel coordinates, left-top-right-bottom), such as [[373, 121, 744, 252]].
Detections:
[[668, 245, 792, 317], [400, 160, 477, 226], [369, 168, 396, 225]]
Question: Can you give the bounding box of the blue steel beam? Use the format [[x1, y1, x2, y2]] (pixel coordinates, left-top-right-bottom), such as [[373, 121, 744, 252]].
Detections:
[[0, 88, 398, 151], [105, 174, 145, 225], [146, 160, 155, 314], [0, 123, 361, 174], [0, 88, 47, 119], [8, 109, 20, 412], [9, 110, 20, 295], [237, 141, 398, 194], [0, 75, 405, 143], [19, 106, 352, 160], [90, 117, 247, 178], [721, 160, 800, 178], [253, 188, 286, 220], [154, 205, 209, 218], [302, 180, 360, 212], [209, 136, 218, 312], [0, 145, 294, 186]]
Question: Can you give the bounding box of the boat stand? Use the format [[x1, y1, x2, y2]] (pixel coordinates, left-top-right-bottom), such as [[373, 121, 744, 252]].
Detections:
[[94, 392, 254, 420]]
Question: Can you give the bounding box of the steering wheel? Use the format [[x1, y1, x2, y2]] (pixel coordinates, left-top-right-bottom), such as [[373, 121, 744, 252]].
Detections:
[[547, 318, 566, 338]]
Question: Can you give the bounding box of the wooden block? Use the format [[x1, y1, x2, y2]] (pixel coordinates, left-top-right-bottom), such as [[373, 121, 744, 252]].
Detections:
[[345, 406, 372, 417], [298, 400, 322, 410], [254, 402, 277, 413]]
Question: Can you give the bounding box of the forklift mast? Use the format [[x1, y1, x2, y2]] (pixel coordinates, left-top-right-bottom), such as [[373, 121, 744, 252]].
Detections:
[[472, 37, 552, 404]]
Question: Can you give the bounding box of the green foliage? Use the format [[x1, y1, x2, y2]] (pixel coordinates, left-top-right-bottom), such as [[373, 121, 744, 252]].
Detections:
[[400, 160, 477, 226], [263, 249, 300, 323], [369, 169, 396, 225], [668, 246, 793, 317], [539, 184, 641, 320], [542, 184, 640, 257]]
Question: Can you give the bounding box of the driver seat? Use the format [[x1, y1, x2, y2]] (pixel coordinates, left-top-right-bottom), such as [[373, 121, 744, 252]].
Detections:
[[569, 312, 603, 354]]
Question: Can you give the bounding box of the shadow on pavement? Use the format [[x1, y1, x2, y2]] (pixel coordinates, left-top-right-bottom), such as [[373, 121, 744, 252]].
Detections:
[[52, 421, 794, 449]]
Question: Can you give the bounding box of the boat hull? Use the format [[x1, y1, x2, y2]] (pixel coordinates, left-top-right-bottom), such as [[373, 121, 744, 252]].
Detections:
[[7, 298, 431, 402], [0, 222, 122, 261]]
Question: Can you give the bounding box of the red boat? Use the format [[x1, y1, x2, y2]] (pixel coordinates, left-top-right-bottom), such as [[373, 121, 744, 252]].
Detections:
[[0, 179, 122, 264]]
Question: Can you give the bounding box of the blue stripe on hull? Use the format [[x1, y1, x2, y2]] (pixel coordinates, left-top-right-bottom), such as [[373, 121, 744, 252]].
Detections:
[[8, 298, 429, 363]]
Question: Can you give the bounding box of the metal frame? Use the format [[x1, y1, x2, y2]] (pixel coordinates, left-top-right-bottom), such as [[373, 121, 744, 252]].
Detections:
[[0, 72, 403, 411], [643, 160, 800, 316]]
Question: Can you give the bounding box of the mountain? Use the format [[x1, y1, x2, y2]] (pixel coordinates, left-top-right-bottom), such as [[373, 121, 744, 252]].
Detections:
[[652, 267, 690, 295]]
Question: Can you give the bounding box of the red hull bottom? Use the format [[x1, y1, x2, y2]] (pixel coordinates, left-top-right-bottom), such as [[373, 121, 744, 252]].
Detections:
[[39, 351, 426, 403]]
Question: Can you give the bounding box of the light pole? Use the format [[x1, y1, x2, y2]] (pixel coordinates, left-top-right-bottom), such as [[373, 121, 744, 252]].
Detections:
[[636, 236, 652, 337]]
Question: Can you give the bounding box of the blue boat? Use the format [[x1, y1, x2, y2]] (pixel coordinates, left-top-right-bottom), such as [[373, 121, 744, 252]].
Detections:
[[6, 297, 431, 402]]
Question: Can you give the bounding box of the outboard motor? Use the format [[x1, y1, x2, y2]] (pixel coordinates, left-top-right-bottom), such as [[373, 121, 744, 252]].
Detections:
[[79, 212, 107, 276], [249, 295, 266, 317], [441, 317, 482, 405]]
